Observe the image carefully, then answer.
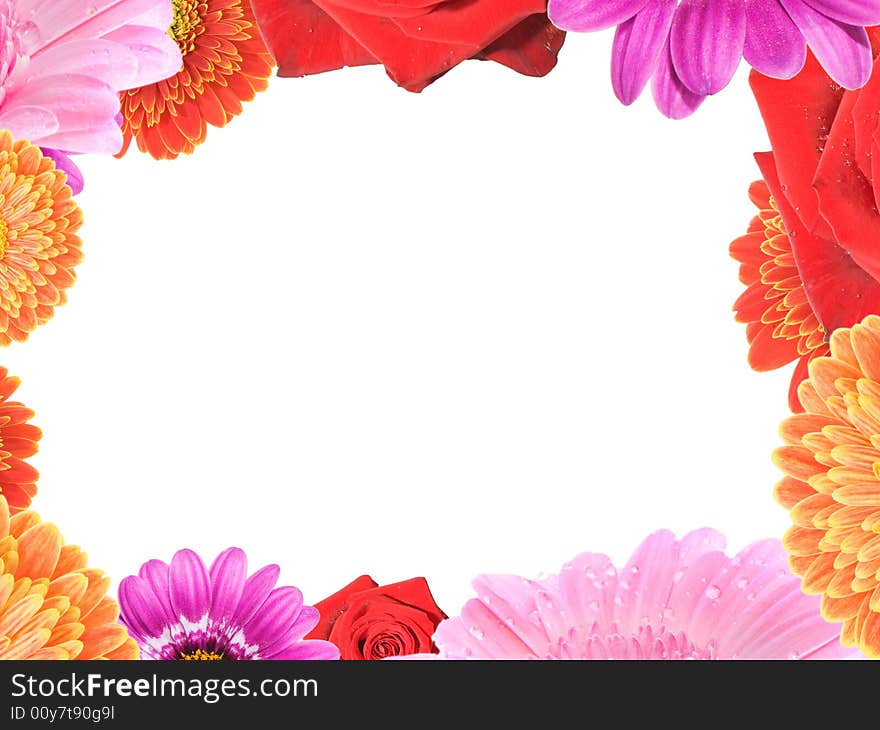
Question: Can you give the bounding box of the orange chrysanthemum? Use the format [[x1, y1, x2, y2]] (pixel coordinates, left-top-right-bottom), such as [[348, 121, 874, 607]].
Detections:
[[0, 495, 137, 659], [731, 180, 829, 411], [0, 367, 41, 515], [773, 314, 880, 657], [0, 133, 83, 345], [119, 0, 274, 160]]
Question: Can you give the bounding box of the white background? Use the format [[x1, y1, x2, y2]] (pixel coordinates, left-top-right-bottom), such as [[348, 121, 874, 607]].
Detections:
[[4, 32, 791, 614]]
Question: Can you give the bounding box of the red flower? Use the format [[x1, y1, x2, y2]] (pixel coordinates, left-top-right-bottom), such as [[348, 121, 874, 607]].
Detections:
[[730, 177, 830, 412], [307, 576, 446, 659], [737, 37, 880, 406], [249, 0, 565, 92]]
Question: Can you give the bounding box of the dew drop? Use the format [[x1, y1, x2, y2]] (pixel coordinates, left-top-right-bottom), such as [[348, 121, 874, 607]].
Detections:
[[705, 585, 721, 600]]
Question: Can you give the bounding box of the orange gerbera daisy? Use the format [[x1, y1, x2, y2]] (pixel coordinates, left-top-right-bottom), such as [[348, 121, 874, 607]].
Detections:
[[0, 368, 41, 515], [119, 0, 274, 160], [731, 180, 829, 412], [774, 314, 880, 657], [0, 133, 83, 346], [0, 495, 137, 659]]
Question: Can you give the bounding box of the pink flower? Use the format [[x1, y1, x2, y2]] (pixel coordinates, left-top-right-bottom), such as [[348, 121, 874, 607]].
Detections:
[[430, 529, 860, 659], [549, 0, 880, 118], [119, 548, 340, 660], [0, 0, 182, 155]]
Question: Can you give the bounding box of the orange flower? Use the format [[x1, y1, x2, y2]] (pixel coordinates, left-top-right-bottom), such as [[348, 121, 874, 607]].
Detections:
[[731, 180, 829, 412], [0, 133, 83, 346], [0, 495, 137, 659], [0, 367, 41, 515], [119, 0, 274, 160], [774, 314, 880, 657]]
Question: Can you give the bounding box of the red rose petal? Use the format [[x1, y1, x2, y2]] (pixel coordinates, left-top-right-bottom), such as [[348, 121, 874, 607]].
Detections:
[[307, 574, 379, 640], [391, 0, 546, 46], [750, 59, 844, 241], [315, 0, 560, 91], [755, 151, 880, 334], [476, 14, 566, 78], [313, 1, 480, 91], [249, 0, 377, 77], [328, 0, 445, 19], [850, 59, 880, 180], [813, 86, 880, 282]]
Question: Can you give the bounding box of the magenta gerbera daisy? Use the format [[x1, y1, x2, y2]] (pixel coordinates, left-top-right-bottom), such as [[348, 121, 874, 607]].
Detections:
[[548, 0, 880, 118], [118, 548, 339, 660]]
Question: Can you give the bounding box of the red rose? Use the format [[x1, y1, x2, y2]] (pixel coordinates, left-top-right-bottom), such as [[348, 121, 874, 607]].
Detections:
[[307, 575, 446, 659], [249, 0, 565, 92], [732, 36, 880, 408]]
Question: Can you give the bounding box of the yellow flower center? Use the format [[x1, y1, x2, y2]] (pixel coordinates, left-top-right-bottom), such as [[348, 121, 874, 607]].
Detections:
[[169, 0, 203, 54], [0, 217, 9, 258], [179, 649, 224, 660]]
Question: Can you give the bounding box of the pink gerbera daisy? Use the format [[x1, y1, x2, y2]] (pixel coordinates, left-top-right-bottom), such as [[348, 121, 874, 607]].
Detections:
[[430, 529, 859, 659], [0, 0, 182, 160], [549, 0, 880, 118]]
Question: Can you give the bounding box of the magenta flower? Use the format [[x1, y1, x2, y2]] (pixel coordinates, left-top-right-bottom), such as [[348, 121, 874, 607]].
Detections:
[[428, 530, 860, 659], [549, 0, 880, 118], [0, 0, 182, 154], [118, 548, 340, 660]]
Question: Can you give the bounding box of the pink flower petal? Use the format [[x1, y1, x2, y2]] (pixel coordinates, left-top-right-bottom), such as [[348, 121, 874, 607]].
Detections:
[[548, 0, 652, 31], [744, 0, 808, 78], [208, 547, 248, 627], [169, 549, 212, 624], [800, 0, 880, 25], [611, 0, 677, 104], [651, 37, 707, 118], [670, 0, 747, 95], [780, 0, 873, 89]]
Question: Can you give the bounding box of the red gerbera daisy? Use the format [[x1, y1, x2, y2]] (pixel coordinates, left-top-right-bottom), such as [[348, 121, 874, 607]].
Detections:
[[731, 178, 830, 412], [119, 0, 274, 160], [0, 367, 41, 514]]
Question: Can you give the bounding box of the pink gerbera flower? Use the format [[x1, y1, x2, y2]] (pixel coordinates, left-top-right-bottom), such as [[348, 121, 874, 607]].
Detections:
[[549, 0, 880, 118], [0, 0, 182, 160], [118, 548, 340, 660], [430, 530, 859, 659]]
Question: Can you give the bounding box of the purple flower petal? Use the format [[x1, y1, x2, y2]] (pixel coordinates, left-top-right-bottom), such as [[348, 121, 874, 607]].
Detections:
[[118, 575, 168, 640], [287, 604, 321, 642], [612, 0, 677, 104], [169, 549, 212, 623], [231, 564, 280, 629], [780, 0, 872, 89], [209, 547, 248, 627], [138, 559, 176, 625], [39, 148, 83, 195], [800, 0, 880, 25], [671, 0, 747, 95], [259, 607, 322, 657], [267, 640, 340, 660], [652, 38, 707, 118], [744, 0, 808, 78], [548, 0, 652, 32], [241, 586, 304, 651]]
